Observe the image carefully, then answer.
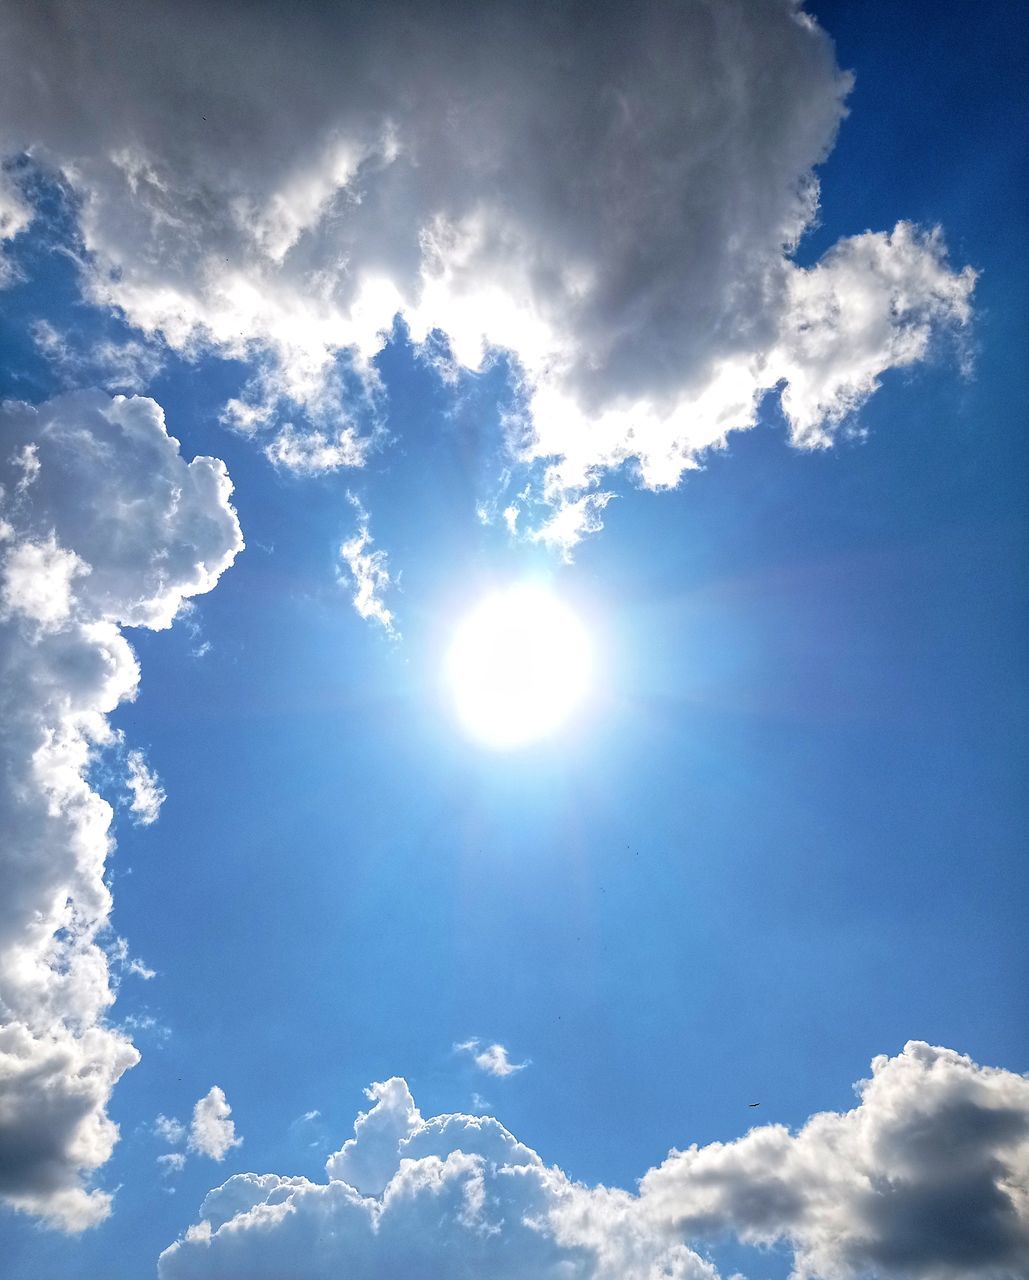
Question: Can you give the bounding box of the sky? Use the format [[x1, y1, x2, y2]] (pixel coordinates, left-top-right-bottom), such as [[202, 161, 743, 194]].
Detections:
[[0, 2, 1027, 1278]]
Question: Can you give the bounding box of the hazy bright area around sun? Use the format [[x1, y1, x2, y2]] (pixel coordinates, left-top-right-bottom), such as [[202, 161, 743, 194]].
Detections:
[[0, 3, 1026, 1279], [447, 585, 594, 749]]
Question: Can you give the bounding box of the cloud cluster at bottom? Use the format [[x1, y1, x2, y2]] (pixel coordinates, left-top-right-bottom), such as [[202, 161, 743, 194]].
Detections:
[[160, 1042, 1029, 1280]]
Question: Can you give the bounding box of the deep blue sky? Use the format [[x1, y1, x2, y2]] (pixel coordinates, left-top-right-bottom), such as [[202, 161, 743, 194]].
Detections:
[[1, 3, 1026, 1277]]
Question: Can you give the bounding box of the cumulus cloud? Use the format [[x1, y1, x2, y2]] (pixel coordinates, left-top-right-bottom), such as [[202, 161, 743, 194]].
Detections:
[[161, 1075, 713, 1280], [338, 497, 395, 633], [638, 1040, 1029, 1280], [0, 390, 242, 1230], [188, 1087, 242, 1162], [0, 0, 974, 546], [455, 1038, 530, 1078], [160, 1044, 1029, 1280], [125, 749, 166, 826]]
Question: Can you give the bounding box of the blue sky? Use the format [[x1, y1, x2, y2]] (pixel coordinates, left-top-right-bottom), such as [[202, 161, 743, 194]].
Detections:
[[0, 3, 1026, 1278]]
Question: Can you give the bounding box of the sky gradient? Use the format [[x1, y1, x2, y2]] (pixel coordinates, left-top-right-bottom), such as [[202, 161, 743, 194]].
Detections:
[[0, 3, 1026, 1278]]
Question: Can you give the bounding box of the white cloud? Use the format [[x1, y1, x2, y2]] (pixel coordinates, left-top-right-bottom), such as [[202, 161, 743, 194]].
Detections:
[[107, 934, 156, 984], [160, 1044, 1029, 1280], [324, 1078, 423, 1197], [0, 164, 31, 285], [155, 1115, 187, 1146], [0, 533, 88, 628], [31, 319, 166, 394], [455, 1038, 530, 1078], [161, 1075, 713, 1280], [772, 222, 977, 448], [188, 1086, 242, 1162], [119, 1012, 169, 1042], [264, 423, 368, 474], [158, 1152, 186, 1176], [637, 1041, 1029, 1279], [125, 749, 166, 826], [153, 1088, 242, 1172], [0, 2, 974, 546], [0, 390, 242, 1231], [528, 492, 616, 561], [338, 498, 395, 633]]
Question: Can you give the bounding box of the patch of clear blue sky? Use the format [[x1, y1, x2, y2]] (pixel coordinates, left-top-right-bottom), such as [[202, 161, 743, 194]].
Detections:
[[0, 4, 1025, 1276]]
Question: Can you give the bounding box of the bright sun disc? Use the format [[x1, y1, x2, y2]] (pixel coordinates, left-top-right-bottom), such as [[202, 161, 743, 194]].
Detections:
[[447, 584, 593, 748]]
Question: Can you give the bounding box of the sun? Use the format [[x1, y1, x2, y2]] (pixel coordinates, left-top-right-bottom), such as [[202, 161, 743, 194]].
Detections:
[[447, 583, 593, 748]]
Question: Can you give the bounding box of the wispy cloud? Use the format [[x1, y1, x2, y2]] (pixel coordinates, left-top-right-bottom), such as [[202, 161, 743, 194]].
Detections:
[[264, 423, 369, 474], [454, 1038, 530, 1078], [31, 318, 165, 393], [154, 1115, 186, 1145], [125, 749, 166, 827], [157, 1152, 186, 1176], [337, 495, 396, 634]]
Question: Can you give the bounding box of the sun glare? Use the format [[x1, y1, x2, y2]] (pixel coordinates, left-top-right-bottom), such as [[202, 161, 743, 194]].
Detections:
[[447, 584, 593, 748]]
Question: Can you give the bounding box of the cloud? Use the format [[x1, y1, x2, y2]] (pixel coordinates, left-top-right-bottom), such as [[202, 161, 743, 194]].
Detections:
[[188, 1087, 242, 1162], [324, 1078, 422, 1197], [0, 163, 31, 285], [160, 1044, 1029, 1280], [119, 1012, 169, 1043], [125, 749, 166, 826], [455, 1038, 530, 1078], [0, 390, 242, 1230], [155, 1115, 187, 1146], [158, 1152, 187, 1176], [263, 423, 368, 475], [161, 1074, 713, 1280], [528, 492, 616, 562], [106, 934, 156, 984], [637, 1041, 1029, 1280], [338, 497, 395, 633], [31, 319, 166, 394], [0, 1, 974, 547], [152, 1088, 242, 1171]]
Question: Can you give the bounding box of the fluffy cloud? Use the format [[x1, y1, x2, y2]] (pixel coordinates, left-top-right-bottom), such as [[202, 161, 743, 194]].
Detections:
[[160, 1075, 713, 1280], [455, 1038, 530, 1078], [638, 1041, 1029, 1279], [0, 1, 974, 545], [151, 1087, 242, 1172], [0, 390, 242, 1230], [160, 1044, 1028, 1280], [188, 1087, 242, 1162]]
